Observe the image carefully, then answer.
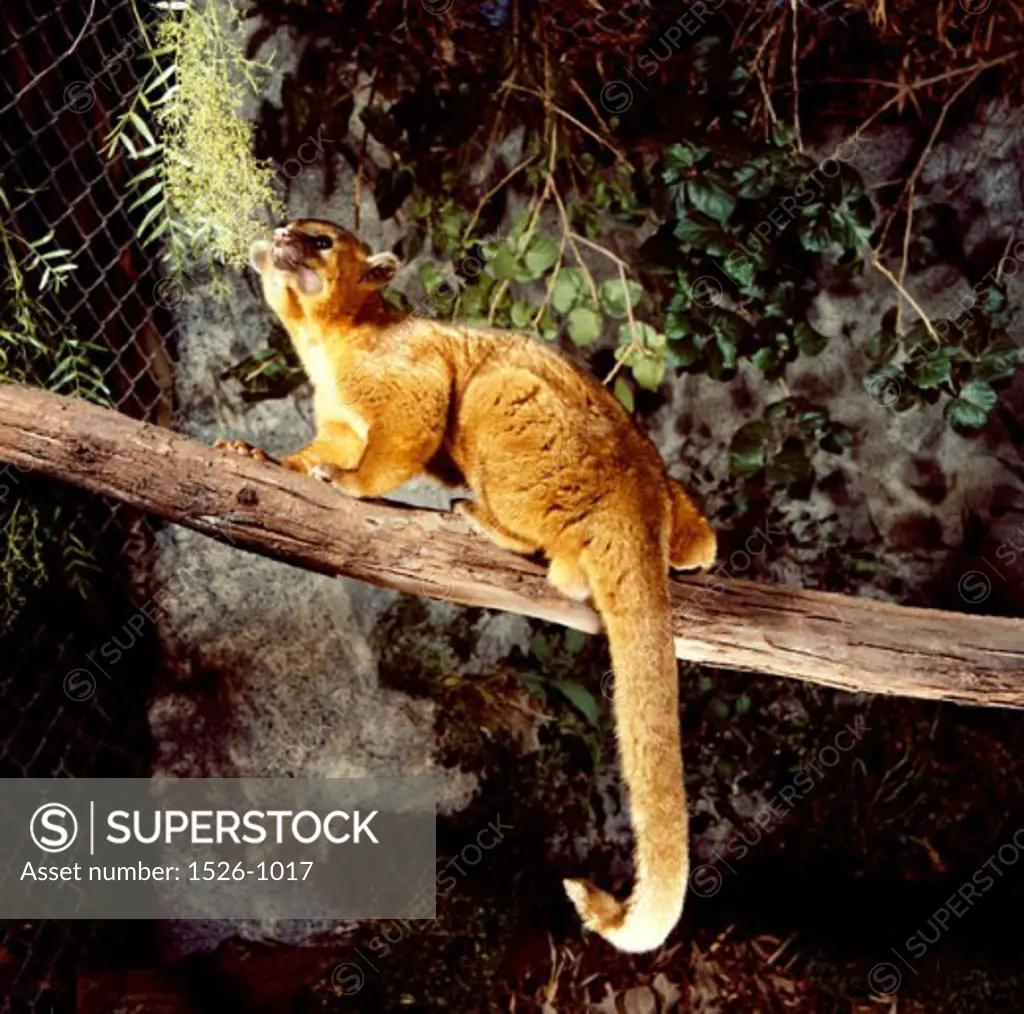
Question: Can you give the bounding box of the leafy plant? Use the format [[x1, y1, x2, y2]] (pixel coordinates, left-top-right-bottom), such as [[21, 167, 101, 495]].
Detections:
[[517, 628, 606, 761], [728, 396, 852, 496], [572, 155, 647, 238], [390, 36, 873, 416], [220, 324, 305, 402], [0, 183, 110, 633], [105, 0, 283, 284], [407, 188, 662, 401], [863, 293, 1023, 433], [658, 122, 871, 384]]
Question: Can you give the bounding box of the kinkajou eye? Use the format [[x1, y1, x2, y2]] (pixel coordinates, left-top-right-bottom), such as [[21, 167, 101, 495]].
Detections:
[[312, 235, 333, 250]]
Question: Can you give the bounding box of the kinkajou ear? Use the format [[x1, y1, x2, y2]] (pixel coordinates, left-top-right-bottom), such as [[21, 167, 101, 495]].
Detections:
[[359, 251, 400, 287], [249, 239, 271, 273]]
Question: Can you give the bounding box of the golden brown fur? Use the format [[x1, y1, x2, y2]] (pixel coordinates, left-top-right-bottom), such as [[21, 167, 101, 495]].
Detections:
[[235, 219, 717, 952]]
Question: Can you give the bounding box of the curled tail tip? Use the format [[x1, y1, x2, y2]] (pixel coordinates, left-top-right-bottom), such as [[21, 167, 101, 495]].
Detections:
[[670, 515, 717, 572], [668, 482, 716, 571], [563, 878, 679, 954]]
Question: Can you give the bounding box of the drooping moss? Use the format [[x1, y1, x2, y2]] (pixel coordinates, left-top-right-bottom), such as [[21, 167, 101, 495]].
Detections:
[[107, 1, 283, 280]]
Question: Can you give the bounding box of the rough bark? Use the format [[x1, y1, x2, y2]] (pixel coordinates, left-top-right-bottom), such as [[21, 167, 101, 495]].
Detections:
[[1, 384, 1021, 708]]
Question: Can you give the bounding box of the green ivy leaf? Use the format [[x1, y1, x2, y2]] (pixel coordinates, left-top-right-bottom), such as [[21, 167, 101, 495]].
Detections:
[[490, 247, 519, 281], [798, 215, 834, 253], [510, 300, 533, 329], [984, 285, 1008, 317], [555, 267, 592, 311], [552, 273, 580, 314], [907, 346, 953, 389], [839, 215, 876, 249], [631, 354, 665, 391], [729, 420, 771, 477], [667, 333, 702, 368], [566, 306, 602, 346], [716, 333, 738, 371], [613, 376, 635, 412], [728, 64, 752, 93], [529, 634, 553, 664], [957, 378, 998, 412], [794, 321, 829, 357], [709, 309, 753, 348], [867, 309, 899, 362], [506, 211, 535, 256], [687, 172, 736, 225], [620, 321, 665, 352], [665, 311, 689, 343], [765, 281, 798, 321], [667, 289, 690, 315], [721, 248, 757, 287], [551, 680, 602, 726], [523, 235, 560, 278], [663, 141, 709, 182], [460, 284, 488, 318], [537, 309, 559, 341], [674, 212, 727, 252], [703, 338, 728, 380], [564, 629, 587, 654], [974, 343, 1023, 382], [839, 169, 866, 203], [599, 278, 644, 319], [945, 395, 991, 430], [707, 308, 747, 371], [418, 261, 443, 290], [752, 346, 780, 373], [732, 162, 775, 200]]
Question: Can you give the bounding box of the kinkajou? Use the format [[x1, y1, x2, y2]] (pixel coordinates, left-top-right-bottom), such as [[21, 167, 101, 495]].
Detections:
[[221, 219, 716, 952]]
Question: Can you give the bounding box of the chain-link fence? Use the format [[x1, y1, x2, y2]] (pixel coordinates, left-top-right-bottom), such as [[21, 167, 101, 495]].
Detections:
[[1, 0, 175, 1008]]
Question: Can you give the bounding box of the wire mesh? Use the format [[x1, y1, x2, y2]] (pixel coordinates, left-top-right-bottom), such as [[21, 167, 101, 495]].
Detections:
[[0, 0, 175, 1009]]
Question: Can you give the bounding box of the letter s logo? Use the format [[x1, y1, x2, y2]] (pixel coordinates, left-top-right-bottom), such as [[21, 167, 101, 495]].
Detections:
[[30, 803, 78, 853]]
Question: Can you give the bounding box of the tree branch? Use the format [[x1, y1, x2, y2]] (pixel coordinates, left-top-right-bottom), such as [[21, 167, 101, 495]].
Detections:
[[1, 384, 1021, 709]]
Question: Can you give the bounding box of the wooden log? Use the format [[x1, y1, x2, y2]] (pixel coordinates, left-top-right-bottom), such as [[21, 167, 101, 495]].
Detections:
[[0, 384, 1021, 708]]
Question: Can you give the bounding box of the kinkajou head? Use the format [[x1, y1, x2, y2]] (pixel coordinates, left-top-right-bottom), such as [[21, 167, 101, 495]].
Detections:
[[249, 219, 400, 321]]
